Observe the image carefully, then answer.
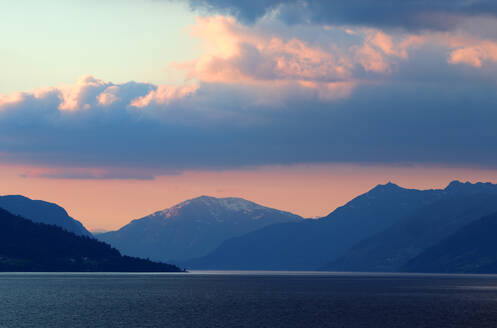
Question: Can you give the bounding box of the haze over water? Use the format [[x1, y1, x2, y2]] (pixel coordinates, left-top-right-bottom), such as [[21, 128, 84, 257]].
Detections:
[[2, 272, 497, 328]]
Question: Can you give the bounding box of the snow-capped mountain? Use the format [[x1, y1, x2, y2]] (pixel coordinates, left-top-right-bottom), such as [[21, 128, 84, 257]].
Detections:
[[96, 196, 302, 263]]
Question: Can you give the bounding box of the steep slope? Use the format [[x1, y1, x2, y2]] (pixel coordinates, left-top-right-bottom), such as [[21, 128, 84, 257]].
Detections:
[[402, 212, 497, 273], [184, 183, 444, 270], [97, 196, 302, 263], [0, 208, 181, 272], [324, 181, 497, 272], [0, 195, 91, 237]]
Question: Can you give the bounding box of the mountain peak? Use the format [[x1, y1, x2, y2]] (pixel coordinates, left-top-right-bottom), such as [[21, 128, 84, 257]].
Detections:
[[445, 180, 497, 194], [174, 195, 263, 212], [189, 195, 248, 204], [369, 181, 404, 193], [148, 195, 293, 222], [445, 180, 465, 189]]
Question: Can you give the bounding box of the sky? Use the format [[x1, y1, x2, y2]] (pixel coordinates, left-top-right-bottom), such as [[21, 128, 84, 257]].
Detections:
[[1, 0, 497, 230]]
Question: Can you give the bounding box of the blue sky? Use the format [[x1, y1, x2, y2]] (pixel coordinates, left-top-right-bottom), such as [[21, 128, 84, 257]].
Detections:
[[0, 0, 197, 93]]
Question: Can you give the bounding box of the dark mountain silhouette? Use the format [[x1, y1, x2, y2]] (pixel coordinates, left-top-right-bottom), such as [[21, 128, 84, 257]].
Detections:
[[0, 195, 91, 237], [0, 207, 181, 272], [324, 181, 497, 272], [97, 196, 302, 263], [184, 183, 444, 270], [401, 212, 497, 273]]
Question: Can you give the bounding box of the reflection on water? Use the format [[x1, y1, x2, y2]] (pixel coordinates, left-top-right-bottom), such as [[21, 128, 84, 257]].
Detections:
[[1, 272, 497, 328]]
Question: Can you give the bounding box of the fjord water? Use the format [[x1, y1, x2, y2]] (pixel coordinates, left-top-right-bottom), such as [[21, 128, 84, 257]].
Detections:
[[1, 272, 497, 328]]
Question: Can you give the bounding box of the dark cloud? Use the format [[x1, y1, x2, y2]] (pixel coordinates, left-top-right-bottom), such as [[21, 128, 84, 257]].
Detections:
[[1, 72, 497, 176], [186, 0, 497, 30], [2, 35, 497, 178]]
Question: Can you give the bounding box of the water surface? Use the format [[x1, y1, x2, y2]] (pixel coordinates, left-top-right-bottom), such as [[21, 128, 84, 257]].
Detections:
[[1, 271, 497, 327]]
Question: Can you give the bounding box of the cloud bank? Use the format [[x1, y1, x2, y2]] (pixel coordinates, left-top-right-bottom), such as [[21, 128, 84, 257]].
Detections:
[[2, 5, 497, 178], [186, 0, 497, 30]]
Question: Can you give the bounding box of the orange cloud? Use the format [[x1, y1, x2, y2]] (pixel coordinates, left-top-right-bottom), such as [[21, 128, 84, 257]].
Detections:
[[0, 93, 25, 107], [176, 16, 356, 85], [355, 43, 390, 73], [371, 32, 426, 58], [58, 75, 107, 111], [20, 166, 160, 180], [130, 84, 198, 108], [354, 31, 427, 73], [97, 86, 121, 106], [174, 15, 497, 91], [0, 75, 198, 113], [448, 40, 497, 67], [171, 16, 425, 100]]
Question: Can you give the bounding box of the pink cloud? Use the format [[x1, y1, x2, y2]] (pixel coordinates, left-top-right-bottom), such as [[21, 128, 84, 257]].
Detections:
[[448, 40, 497, 67], [58, 75, 108, 111], [0, 93, 25, 108], [20, 166, 160, 180], [353, 31, 427, 73], [130, 84, 199, 108], [97, 86, 121, 106], [2, 15, 496, 117], [172, 14, 497, 90], [0, 75, 197, 113], [355, 43, 390, 73], [174, 16, 355, 85], [170, 16, 426, 99]]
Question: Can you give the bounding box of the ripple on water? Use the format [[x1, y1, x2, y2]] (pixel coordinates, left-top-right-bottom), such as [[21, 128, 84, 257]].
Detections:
[[1, 272, 497, 328]]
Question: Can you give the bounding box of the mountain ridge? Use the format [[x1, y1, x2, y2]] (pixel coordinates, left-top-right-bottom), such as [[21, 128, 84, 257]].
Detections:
[[401, 211, 497, 273], [322, 181, 497, 272], [0, 195, 92, 237], [0, 207, 181, 272], [183, 182, 446, 270]]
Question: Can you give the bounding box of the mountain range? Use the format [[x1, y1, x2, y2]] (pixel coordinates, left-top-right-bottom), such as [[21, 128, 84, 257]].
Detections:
[[3, 180, 497, 273], [323, 181, 497, 272], [94, 181, 497, 272], [183, 183, 444, 270]]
